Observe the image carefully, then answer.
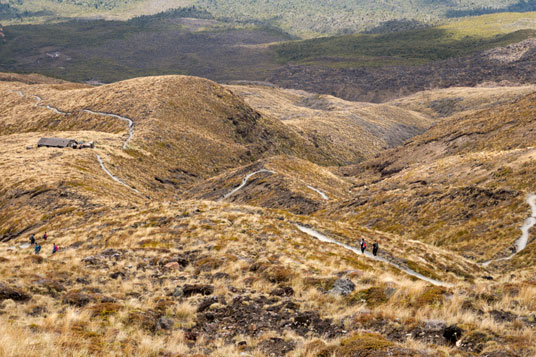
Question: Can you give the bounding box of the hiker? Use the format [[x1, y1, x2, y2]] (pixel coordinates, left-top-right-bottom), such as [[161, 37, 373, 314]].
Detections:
[[29, 234, 35, 245], [34, 244, 41, 254], [360, 238, 367, 254], [52, 244, 58, 254], [43, 232, 47, 241], [372, 242, 379, 256]]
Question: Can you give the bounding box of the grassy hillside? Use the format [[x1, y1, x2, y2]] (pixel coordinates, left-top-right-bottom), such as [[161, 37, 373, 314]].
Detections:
[[0, 12, 290, 83], [328, 89, 536, 268], [2, 73, 536, 356], [228, 84, 433, 164]]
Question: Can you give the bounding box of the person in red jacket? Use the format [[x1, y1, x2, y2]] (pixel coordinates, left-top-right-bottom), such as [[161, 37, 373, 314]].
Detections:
[[360, 238, 366, 254]]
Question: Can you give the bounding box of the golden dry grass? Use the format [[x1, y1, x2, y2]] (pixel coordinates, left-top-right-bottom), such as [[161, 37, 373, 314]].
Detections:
[[227, 84, 434, 164], [1, 73, 535, 356]]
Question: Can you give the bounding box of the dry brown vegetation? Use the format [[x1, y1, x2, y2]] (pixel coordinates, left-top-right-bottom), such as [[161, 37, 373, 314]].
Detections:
[[1, 73, 536, 356], [228, 84, 434, 164]]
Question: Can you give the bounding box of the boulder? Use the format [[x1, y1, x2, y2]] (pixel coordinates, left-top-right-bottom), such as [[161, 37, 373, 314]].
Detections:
[[329, 278, 355, 296], [443, 324, 464, 345], [0, 283, 31, 302], [157, 316, 174, 330], [164, 262, 180, 270], [182, 284, 214, 297]]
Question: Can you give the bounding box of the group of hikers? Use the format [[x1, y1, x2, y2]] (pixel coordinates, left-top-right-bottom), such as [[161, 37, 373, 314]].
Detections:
[[360, 238, 379, 256], [29, 232, 58, 255]]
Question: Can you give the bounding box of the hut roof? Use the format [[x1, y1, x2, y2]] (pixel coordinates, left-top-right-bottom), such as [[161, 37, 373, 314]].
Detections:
[[37, 137, 77, 148]]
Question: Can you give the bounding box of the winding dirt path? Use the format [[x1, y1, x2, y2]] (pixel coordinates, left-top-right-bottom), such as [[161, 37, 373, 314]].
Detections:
[[10, 89, 140, 194], [222, 169, 276, 199], [96, 154, 139, 193], [307, 185, 329, 200], [82, 109, 134, 149], [482, 193, 536, 267], [10, 91, 70, 115], [296, 224, 451, 287]]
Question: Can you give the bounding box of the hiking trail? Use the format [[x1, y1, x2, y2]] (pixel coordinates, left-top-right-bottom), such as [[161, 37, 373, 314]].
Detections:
[[82, 109, 134, 149], [296, 224, 451, 287], [97, 154, 140, 193], [222, 169, 276, 199], [482, 193, 536, 267], [307, 185, 329, 200], [10, 89, 139, 194]]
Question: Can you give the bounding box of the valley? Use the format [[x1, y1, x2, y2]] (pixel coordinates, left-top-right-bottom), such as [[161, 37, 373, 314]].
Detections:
[[2, 2, 536, 355], [1, 71, 536, 356]]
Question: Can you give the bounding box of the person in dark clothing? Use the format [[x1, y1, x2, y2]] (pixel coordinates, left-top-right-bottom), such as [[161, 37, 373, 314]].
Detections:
[[52, 244, 58, 254], [360, 238, 366, 254], [29, 234, 35, 245], [372, 242, 379, 256], [34, 244, 41, 254], [43, 232, 47, 241]]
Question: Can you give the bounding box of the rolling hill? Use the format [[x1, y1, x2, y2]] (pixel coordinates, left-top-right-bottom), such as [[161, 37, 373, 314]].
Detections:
[[1, 73, 536, 356]]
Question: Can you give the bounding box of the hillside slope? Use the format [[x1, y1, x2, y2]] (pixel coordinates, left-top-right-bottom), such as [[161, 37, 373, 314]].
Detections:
[[228, 84, 433, 163], [0, 73, 535, 356], [328, 91, 536, 270], [0, 74, 335, 242]]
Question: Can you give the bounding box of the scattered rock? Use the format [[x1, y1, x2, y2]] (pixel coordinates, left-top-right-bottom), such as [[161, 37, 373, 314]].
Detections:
[[101, 248, 122, 258], [184, 330, 197, 341], [157, 316, 174, 330], [329, 278, 355, 296], [270, 286, 294, 297], [0, 283, 31, 302], [489, 309, 517, 323], [259, 337, 296, 356], [164, 262, 180, 270], [76, 277, 90, 285], [443, 324, 464, 345], [182, 284, 214, 297], [82, 256, 100, 265], [458, 330, 492, 353], [28, 305, 47, 316], [109, 271, 126, 280], [192, 294, 343, 339], [172, 287, 184, 298], [213, 272, 230, 280], [197, 297, 218, 313]]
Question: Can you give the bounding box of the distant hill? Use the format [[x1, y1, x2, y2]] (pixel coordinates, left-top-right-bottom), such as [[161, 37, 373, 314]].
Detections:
[[0, 0, 527, 37], [3, 11, 536, 103]]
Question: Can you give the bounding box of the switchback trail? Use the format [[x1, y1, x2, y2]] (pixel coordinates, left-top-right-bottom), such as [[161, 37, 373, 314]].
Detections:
[[82, 109, 134, 149], [296, 224, 451, 287], [222, 169, 276, 199], [482, 193, 536, 267], [10, 90, 70, 115], [9, 89, 140, 194]]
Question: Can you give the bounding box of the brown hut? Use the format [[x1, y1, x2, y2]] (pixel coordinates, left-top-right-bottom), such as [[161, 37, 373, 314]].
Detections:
[[37, 137, 78, 148]]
